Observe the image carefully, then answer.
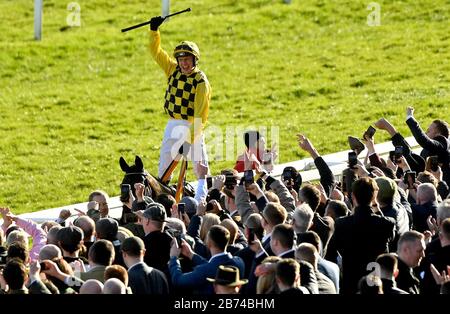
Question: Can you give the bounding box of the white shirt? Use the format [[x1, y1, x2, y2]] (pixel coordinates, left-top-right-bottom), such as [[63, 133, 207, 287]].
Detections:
[[128, 261, 146, 272], [208, 252, 229, 263]]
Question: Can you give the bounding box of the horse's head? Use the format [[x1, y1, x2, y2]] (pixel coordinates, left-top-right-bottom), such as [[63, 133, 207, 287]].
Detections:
[[119, 156, 175, 199], [119, 156, 150, 198]]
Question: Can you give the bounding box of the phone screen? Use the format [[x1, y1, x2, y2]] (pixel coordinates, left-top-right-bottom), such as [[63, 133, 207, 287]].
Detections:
[[364, 126, 376, 139], [244, 170, 254, 186], [348, 152, 357, 168], [206, 177, 212, 189], [178, 203, 186, 214]]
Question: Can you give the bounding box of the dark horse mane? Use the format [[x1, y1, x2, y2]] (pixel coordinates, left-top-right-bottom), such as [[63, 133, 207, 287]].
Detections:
[[119, 156, 194, 200]]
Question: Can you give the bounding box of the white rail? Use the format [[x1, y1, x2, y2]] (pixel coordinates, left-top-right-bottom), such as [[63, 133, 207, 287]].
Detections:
[[15, 137, 420, 223]]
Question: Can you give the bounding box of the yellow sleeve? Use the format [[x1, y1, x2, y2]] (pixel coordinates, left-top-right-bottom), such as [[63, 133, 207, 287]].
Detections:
[[189, 79, 211, 143], [148, 30, 177, 77]]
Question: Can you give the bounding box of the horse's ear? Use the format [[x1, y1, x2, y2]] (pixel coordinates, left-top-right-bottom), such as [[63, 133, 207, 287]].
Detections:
[[119, 157, 131, 172], [135, 156, 144, 171]]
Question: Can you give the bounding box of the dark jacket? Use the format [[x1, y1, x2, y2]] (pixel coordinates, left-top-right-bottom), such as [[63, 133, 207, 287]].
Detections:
[[128, 262, 169, 295], [326, 205, 396, 294], [391, 132, 426, 174], [406, 117, 450, 186], [381, 278, 408, 294], [420, 244, 450, 294], [169, 252, 245, 295], [411, 201, 438, 233], [380, 203, 409, 251], [143, 230, 173, 273], [396, 258, 420, 294]]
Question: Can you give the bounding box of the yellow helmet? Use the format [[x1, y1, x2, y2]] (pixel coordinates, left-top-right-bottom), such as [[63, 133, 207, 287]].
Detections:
[[173, 41, 200, 61]]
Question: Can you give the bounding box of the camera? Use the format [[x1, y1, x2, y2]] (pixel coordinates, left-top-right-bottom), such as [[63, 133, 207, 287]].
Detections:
[[348, 151, 358, 168], [178, 203, 186, 215], [394, 146, 403, 160], [224, 175, 237, 190], [429, 156, 439, 172], [363, 126, 376, 139], [247, 228, 255, 243], [40, 262, 47, 271], [244, 170, 254, 187], [403, 171, 416, 189], [206, 176, 213, 189], [120, 184, 131, 202], [173, 231, 185, 247], [262, 151, 272, 165]]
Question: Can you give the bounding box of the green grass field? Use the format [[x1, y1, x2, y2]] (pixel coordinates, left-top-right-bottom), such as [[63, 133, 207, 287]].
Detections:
[[0, 0, 449, 214]]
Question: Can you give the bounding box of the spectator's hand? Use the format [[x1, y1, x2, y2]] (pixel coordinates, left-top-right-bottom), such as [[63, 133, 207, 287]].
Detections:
[[430, 264, 450, 286], [249, 238, 264, 254], [181, 212, 190, 227], [406, 106, 414, 118], [73, 208, 87, 217], [29, 260, 41, 283], [170, 239, 181, 258], [426, 215, 439, 235], [254, 262, 276, 277], [170, 204, 180, 219], [196, 199, 207, 216], [207, 200, 222, 215], [149, 16, 164, 31], [386, 158, 398, 173], [355, 164, 370, 178], [0, 270, 6, 291], [371, 167, 385, 178], [362, 134, 375, 154], [180, 239, 194, 260], [430, 166, 443, 183], [71, 259, 86, 273], [374, 118, 397, 136], [122, 190, 135, 211], [291, 189, 300, 205], [423, 230, 433, 244], [316, 183, 328, 205], [249, 201, 259, 213], [246, 182, 264, 199], [212, 175, 225, 191], [297, 133, 314, 152], [87, 201, 99, 211], [59, 209, 71, 221], [195, 162, 209, 180], [0, 207, 13, 228], [41, 260, 64, 279], [397, 156, 411, 172], [134, 183, 145, 202]]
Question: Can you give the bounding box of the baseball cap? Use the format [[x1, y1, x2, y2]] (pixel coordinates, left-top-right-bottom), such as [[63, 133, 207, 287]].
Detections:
[[136, 202, 167, 222]]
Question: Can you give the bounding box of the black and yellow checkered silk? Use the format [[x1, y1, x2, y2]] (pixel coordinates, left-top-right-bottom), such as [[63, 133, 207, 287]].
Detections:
[[164, 69, 205, 121]]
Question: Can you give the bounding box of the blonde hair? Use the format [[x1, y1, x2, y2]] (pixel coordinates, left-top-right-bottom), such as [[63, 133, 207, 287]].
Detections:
[[256, 256, 281, 294], [200, 213, 221, 241], [6, 230, 29, 250]]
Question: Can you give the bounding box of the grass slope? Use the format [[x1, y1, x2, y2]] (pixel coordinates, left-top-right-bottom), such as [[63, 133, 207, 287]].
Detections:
[[0, 0, 449, 214]]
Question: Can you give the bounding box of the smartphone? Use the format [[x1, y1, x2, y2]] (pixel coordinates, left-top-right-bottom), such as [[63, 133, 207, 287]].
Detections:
[[224, 175, 237, 189], [364, 126, 376, 139], [244, 170, 254, 187], [178, 203, 186, 215], [206, 176, 213, 189], [394, 146, 403, 160], [263, 151, 272, 165], [429, 156, 439, 172], [248, 228, 255, 243], [206, 202, 214, 212], [120, 184, 131, 202], [348, 152, 358, 168], [403, 171, 416, 189], [173, 231, 184, 247], [389, 151, 396, 164], [40, 262, 47, 271]]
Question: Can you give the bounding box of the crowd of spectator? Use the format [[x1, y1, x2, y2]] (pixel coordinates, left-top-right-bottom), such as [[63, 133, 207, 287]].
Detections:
[[0, 107, 449, 295]]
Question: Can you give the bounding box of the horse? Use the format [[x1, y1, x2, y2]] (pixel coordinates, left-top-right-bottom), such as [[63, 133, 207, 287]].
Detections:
[[119, 155, 194, 201]]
